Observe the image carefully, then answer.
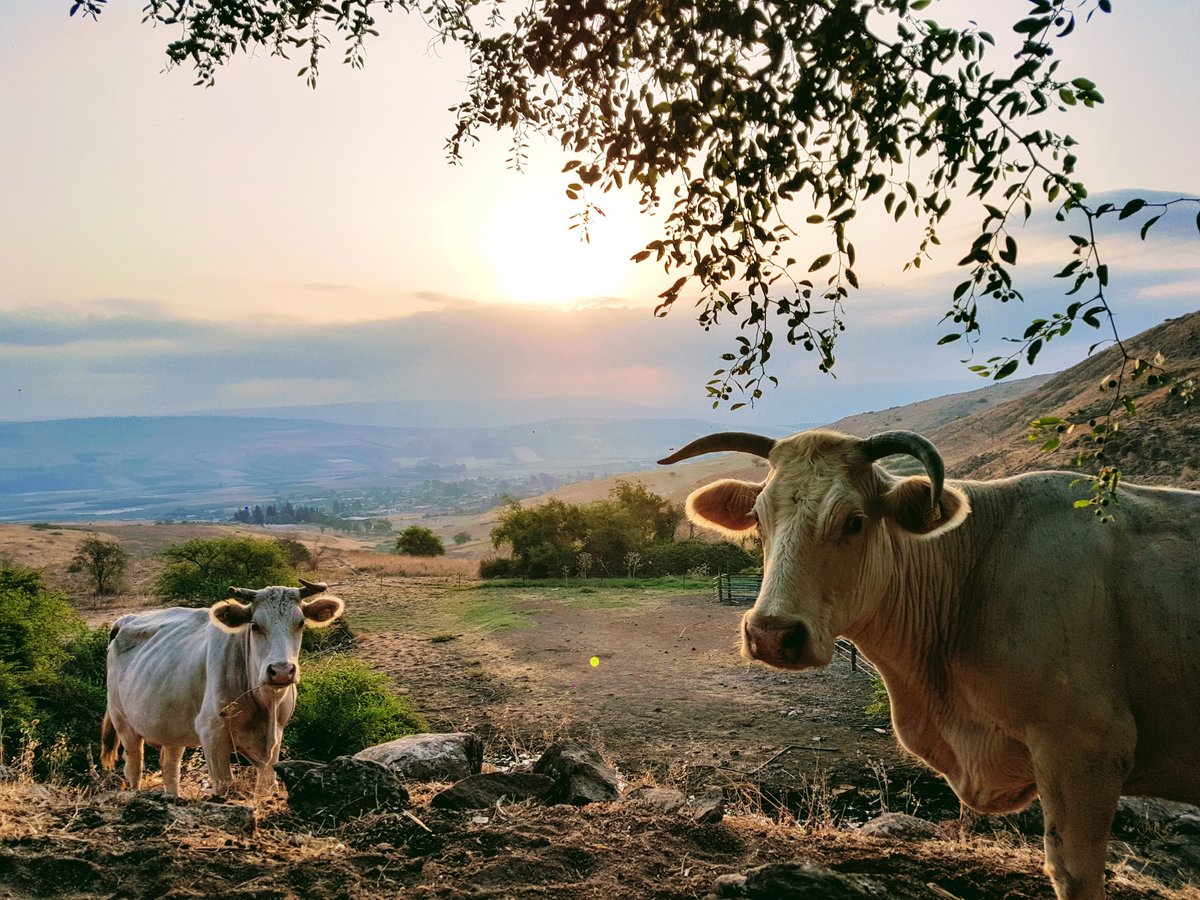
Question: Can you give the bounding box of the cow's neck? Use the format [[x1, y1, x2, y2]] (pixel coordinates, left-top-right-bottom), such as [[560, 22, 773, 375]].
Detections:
[[841, 483, 1002, 775]]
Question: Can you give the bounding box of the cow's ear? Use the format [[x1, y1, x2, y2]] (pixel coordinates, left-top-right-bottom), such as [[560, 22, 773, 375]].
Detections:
[[301, 596, 345, 628], [685, 479, 763, 537], [880, 476, 970, 539], [210, 599, 254, 632]]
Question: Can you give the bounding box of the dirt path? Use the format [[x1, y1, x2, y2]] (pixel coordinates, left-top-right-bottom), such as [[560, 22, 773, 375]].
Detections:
[[344, 577, 915, 811]]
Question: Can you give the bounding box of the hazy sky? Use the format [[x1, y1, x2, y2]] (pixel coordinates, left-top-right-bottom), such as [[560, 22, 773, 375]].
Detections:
[[1, 2, 1197, 427]]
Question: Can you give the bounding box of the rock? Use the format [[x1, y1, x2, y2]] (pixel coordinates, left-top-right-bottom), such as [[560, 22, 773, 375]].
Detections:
[[430, 772, 556, 810], [532, 741, 619, 805], [1114, 797, 1200, 835], [859, 812, 939, 841], [276, 757, 409, 822], [354, 732, 483, 783], [0, 765, 14, 783], [624, 786, 688, 814], [690, 791, 725, 824], [706, 861, 875, 898], [1174, 813, 1200, 836]]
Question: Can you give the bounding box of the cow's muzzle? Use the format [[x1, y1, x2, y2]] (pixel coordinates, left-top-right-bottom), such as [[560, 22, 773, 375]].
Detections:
[[741, 613, 818, 670], [265, 662, 298, 687]]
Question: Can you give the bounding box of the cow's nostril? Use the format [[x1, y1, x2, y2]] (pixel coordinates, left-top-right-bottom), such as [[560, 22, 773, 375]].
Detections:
[[779, 622, 809, 661]]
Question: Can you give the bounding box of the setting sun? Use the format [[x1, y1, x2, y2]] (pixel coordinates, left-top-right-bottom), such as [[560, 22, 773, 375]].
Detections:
[[481, 184, 647, 307]]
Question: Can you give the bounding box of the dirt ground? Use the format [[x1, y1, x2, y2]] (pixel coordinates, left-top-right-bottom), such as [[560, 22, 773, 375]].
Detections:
[[5, 571, 1200, 898]]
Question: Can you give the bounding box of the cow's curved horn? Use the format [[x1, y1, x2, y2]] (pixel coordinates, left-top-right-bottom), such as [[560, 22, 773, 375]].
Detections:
[[658, 432, 776, 465], [299, 578, 328, 598], [228, 587, 258, 602], [861, 430, 945, 513]]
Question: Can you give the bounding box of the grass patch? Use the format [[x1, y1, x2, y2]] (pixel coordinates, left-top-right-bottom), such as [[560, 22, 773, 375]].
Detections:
[[472, 576, 711, 592], [429, 633, 458, 643]]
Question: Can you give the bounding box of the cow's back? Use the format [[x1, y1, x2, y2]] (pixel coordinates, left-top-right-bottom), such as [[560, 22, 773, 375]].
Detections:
[[107, 607, 211, 748]]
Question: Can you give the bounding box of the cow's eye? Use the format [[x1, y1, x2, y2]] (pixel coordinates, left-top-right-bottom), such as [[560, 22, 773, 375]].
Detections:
[[250, 622, 262, 633], [293, 621, 304, 632], [843, 513, 865, 536]]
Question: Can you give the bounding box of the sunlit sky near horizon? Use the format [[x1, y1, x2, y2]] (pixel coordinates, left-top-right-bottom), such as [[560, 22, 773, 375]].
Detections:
[[0, 1, 1197, 427]]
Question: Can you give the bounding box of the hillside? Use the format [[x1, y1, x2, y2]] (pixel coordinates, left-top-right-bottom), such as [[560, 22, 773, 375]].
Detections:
[[927, 312, 1200, 488]]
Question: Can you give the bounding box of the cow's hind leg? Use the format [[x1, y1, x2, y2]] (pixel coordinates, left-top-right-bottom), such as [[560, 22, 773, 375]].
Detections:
[[119, 731, 145, 791], [160, 745, 185, 798]]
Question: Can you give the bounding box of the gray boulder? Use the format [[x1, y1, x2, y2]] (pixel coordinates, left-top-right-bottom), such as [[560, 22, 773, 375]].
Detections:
[[354, 732, 483, 783]]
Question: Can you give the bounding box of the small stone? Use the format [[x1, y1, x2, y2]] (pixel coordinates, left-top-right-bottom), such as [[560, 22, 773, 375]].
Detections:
[[276, 757, 409, 822], [624, 786, 687, 814], [859, 812, 939, 841], [690, 791, 725, 824]]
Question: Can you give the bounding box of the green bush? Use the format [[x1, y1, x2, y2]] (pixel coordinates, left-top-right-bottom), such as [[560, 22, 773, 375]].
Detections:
[[479, 557, 516, 579], [0, 564, 108, 776], [640, 540, 758, 577], [156, 536, 296, 605], [284, 656, 426, 762], [300, 615, 356, 655], [395, 525, 446, 557]]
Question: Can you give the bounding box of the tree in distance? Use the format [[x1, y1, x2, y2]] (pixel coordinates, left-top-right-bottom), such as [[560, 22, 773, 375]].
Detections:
[[453, 531, 472, 546], [395, 525, 446, 557], [69, 536, 129, 596], [74, 0, 1199, 493]]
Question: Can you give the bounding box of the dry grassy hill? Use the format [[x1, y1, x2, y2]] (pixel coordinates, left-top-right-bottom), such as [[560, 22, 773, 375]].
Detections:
[[926, 312, 1200, 488]]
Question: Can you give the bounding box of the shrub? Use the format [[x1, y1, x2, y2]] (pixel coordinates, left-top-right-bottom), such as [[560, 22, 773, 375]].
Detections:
[[453, 531, 472, 545], [0, 565, 108, 776], [640, 540, 758, 577], [69, 536, 130, 596], [274, 537, 315, 571], [479, 557, 516, 579], [395, 525, 446, 557], [300, 615, 356, 655], [285, 656, 425, 762], [156, 536, 296, 606]]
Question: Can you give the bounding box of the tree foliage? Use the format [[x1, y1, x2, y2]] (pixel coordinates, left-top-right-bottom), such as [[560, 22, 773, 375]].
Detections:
[[489, 480, 682, 578], [69, 536, 129, 596], [395, 525, 446, 557], [76, 0, 1199, 493], [156, 536, 296, 605]]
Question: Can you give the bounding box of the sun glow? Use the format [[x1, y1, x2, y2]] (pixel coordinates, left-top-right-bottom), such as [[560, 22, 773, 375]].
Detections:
[[481, 185, 646, 307]]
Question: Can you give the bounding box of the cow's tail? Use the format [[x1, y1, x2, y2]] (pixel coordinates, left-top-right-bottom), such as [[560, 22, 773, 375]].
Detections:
[[101, 710, 119, 770]]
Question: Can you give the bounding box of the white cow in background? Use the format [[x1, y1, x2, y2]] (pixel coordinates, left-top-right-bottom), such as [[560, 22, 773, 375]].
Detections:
[[102, 579, 344, 798]]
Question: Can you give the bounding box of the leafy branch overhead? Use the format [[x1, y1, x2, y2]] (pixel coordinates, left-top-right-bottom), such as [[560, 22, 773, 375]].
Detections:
[[76, 1, 1197, 417]]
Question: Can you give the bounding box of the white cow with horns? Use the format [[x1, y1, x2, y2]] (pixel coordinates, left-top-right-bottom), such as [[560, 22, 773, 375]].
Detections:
[[102, 579, 345, 798], [659, 429, 1200, 900]]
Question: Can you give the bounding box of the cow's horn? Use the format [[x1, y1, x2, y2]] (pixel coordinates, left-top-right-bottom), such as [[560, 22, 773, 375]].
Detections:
[[228, 587, 258, 601], [861, 430, 945, 514], [658, 432, 776, 465], [298, 578, 328, 598]]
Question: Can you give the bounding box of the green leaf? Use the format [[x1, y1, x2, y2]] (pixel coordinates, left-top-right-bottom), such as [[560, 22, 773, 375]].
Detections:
[[937, 333, 961, 345], [994, 360, 1019, 380], [1039, 437, 1060, 452], [1118, 198, 1146, 220], [808, 253, 832, 272]]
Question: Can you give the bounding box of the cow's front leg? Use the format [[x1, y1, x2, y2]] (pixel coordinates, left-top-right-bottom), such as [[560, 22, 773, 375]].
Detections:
[[1032, 731, 1130, 900], [198, 722, 236, 799]]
